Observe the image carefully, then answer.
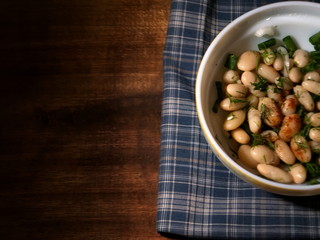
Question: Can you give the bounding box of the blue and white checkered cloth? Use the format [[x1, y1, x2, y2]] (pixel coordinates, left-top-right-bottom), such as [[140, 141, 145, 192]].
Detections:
[[157, 0, 320, 239]]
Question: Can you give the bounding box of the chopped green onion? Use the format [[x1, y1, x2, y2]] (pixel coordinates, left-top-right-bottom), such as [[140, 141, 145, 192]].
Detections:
[[258, 38, 276, 50], [260, 48, 275, 65], [277, 46, 290, 77], [212, 81, 223, 113], [282, 35, 297, 57], [309, 31, 320, 45], [224, 54, 238, 70]]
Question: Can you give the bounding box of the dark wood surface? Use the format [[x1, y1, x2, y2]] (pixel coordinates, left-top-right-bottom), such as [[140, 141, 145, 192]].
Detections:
[[0, 0, 172, 239]]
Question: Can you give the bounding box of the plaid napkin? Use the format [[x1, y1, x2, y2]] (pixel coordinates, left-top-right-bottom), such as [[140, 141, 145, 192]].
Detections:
[[157, 0, 320, 239]]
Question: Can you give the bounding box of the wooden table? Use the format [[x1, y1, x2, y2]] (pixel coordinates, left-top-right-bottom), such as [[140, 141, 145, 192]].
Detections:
[[0, 0, 173, 239]]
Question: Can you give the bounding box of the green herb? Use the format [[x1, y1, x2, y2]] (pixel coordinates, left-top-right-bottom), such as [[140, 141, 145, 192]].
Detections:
[[311, 92, 320, 102], [267, 141, 275, 150], [259, 103, 270, 120], [251, 133, 266, 146], [241, 121, 251, 135], [251, 75, 268, 92], [228, 94, 247, 104], [212, 81, 223, 113], [299, 124, 311, 139], [224, 54, 238, 70], [305, 162, 320, 179], [306, 177, 320, 185], [272, 127, 280, 133], [276, 77, 284, 88], [251, 133, 274, 150], [296, 105, 305, 118], [294, 137, 308, 150], [273, 87, 281, 93], [282, 35, 298, 57], [236, 90, 246, 96], [258, 38, 276, 50]]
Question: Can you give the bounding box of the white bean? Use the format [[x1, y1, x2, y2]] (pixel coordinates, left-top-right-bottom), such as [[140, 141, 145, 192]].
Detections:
[[304, 71, 320, 82], [273, 53, 284, 71], [316, 101, 320, 111], [231, 128, 250, 144], [281, 89, 291, 97], [267, 85, 284, 103], [238, 145, 259, 169], [278, 114, 301, 142], [247, 94, 259, 108], [241, 71, 266, 97], [247, 108, 261, 134], [290, 135, 312, 163], [274, 139, 296, 164], [250, 145, 277, 165], [272, 151, 281, 166], [223, 110, 246, 131], [223, 70, 240, 84], [310, 112, 320, 127], [220, 97, 247, 111], [293, 85, 314, 112], [261, 130, 279, 142], [237, 51, 260, 71], [302, 80, 320, 96], [293, 49, 309, 68], [281, 95, 298, 116], [257, 164, 293, 183], [257, 63, 280, 83], [258, 97, 283, 127], [289, 58, 295, 69], [288, 67, 303, 83], [261, 48, 275, 65], [309, 140, 320, 154], [288, 164, 307, 184], [275, 77, 293, 90], [309, 128, 320, 142], [226, 83, 248, 98]]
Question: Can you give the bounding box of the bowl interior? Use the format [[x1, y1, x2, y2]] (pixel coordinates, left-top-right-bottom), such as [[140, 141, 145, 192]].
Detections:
[[196, 1, 320, 195]]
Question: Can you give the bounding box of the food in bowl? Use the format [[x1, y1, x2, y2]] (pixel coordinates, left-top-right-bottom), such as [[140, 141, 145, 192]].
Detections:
[[217, 32, 320, 185]]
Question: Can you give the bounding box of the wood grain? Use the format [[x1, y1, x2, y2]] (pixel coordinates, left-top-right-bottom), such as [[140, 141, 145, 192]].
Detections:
[[0, 0, 171, 239]]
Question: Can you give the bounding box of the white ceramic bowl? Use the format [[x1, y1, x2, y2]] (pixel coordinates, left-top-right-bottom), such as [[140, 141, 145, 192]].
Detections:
[[196, 1, 320, 196]]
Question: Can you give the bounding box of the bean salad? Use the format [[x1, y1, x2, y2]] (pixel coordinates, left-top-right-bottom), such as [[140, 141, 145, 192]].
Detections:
[[217, 31, 320, 184]]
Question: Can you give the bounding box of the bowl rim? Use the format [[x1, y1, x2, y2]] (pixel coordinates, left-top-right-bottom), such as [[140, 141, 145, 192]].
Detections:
[[195, 1, 320, 194]]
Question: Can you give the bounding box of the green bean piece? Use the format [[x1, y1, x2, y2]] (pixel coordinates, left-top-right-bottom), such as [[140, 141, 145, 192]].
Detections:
[[258, 38, 276, 50], [224, 54, 238, 70], [309, 31, 320, 45], [212, 81, 223, 113], [282, 35, 297, 57]]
